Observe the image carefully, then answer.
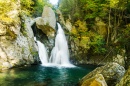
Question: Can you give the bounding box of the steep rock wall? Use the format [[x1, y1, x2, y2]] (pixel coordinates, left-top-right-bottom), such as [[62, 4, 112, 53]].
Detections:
[[0, 1, 38, 70]]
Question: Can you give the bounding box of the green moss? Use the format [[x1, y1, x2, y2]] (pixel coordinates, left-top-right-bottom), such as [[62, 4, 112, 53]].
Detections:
[[20, 22, 28, 37]]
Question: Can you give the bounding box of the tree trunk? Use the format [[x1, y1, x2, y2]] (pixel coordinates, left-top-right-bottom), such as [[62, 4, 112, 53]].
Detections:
[[107, 7, 111, 46]]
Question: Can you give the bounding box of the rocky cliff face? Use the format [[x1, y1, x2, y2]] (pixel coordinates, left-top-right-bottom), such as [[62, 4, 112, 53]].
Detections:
[[0, 1, 38, 70]]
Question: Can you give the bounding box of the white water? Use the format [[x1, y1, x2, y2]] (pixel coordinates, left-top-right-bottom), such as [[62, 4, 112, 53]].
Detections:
[[49, 23, 74, 67], [36, 40, 48, 66], [35, 23, 75, 67]]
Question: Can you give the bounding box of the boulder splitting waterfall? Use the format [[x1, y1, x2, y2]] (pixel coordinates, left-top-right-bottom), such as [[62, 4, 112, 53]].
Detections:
[[36, 23, 74, 67]]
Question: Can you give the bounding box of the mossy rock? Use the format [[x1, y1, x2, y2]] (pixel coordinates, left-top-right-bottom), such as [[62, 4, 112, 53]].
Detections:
[[6, 27, 17, 40], [116, 66, 130, 86], [78, 63, 125, 86], [81, 74, 107, 86]]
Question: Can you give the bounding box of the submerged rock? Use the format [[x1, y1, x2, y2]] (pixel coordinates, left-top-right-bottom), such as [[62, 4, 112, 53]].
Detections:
[[78, 63, 125, 86], [116, 66, 130, 86]]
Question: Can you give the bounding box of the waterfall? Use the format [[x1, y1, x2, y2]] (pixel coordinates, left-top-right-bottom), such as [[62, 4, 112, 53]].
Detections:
[[49, 23, 74, 67], [35, 39, 48, 66], [35, 23, 75, 67]]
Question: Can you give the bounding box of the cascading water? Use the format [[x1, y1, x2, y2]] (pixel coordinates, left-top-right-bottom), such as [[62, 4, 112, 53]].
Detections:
[[35, 23, 75, 67], [49, 23, 74, 67], [34, 37, 48, 66]]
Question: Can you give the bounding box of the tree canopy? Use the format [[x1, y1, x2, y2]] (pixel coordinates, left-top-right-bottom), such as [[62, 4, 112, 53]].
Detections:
[[59, 0, 130, 55]]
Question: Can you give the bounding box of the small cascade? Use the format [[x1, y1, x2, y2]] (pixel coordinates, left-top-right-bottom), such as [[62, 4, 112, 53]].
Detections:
[[35, 38, 48, 66], [49, 23, 74, 67]]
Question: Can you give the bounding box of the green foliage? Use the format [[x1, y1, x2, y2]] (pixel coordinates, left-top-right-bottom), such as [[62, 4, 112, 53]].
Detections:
[[70, 20, 88, 41], [59, 0, 79, 21], [20, 0, 34, 16], [29, 45, 38, 57], [118, 24, 130, 49], [33, 0, 52, 17], [60, 0, 130, 55], [70, 20, 106, 55], [0, 0, 15, 23], [90, 34, 106, 54], [33, 0, 44, 16], [59, 0, 108, 23], [109, 0, 127, 10], [20, 22, 28, 37]]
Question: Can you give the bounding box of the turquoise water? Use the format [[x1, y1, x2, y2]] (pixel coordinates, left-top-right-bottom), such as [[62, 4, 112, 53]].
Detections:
[[0, 65, 96, 86]]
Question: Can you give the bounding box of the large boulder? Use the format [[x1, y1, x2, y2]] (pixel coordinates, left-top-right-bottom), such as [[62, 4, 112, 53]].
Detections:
[[81, 74, 108, 86], [35, 17, 55, 38], [35, 6, 57, 55], [78, 63, 125, 86], [116, 66, 130, 86], [42, 6, 56, 29], [36, 6, 56, 40]]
